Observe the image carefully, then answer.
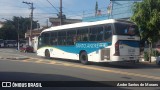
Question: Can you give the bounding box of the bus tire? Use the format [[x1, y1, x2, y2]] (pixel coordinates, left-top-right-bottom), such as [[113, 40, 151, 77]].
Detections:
[[80, 51, 89, 65], [45, 50, 50, 59]]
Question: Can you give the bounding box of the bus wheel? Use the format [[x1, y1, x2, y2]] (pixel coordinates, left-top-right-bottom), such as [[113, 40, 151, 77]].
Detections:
[[45, 50, 50, 59], [80, 51, 88, 65]]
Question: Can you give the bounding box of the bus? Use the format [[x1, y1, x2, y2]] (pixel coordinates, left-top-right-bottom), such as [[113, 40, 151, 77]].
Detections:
[[37, 19, 140, 64], [0, 39, 4, 48], [4, 40, 17, 47]]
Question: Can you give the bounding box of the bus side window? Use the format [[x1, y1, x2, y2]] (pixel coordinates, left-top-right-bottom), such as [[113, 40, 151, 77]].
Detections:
[[40, 32, 50, 46], [77, 28, 89, 42], [67, 30, 76, 45], [89, 26, 103, 41], [50, 32, 58, 45], [96, 27, 103, 41], [104, 25, 112, 42], [44, 33, 50, 45], [58, 31, 66, 45], [38, 36, 43, 48]]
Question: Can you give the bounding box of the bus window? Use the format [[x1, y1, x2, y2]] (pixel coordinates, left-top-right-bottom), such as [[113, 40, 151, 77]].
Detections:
[[38, 36, 43, 48], [67, 30, 76, 45], [89, 26, 103, 41], [77, 28, 89, 42], [114, 23, 139, 36], [40, 32, 50, 46], [58, 31, 66, 45], [50, 32, 58, 45], [104, 25, 112, 42]]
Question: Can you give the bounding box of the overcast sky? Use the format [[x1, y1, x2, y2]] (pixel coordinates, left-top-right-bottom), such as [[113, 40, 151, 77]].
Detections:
[[0, 0, 110, 26]]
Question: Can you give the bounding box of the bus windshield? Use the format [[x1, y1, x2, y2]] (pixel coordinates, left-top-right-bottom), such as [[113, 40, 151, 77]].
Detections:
[[114, 23, 139, 36]]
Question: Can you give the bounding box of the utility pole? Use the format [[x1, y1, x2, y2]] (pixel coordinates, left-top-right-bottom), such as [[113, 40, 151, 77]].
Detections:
[[17, 18, 20, 50], [22, 1, 34, 46], [47, 19, 48, 28], [60, 0, 63, 25]]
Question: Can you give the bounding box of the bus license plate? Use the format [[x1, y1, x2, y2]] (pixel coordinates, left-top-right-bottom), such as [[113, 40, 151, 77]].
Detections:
[[130, 57, 134, 59], [128, 49, 135, 53]]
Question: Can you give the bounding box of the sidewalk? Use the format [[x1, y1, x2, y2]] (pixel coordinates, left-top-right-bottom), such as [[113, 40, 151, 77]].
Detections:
[[139, 61, 156, 65], [139, 56, 157, 65], [0, 49, 30, 60]]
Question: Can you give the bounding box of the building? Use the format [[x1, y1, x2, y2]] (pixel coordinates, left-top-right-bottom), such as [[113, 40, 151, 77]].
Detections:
[[25, 28, 45, 52], [49, 18, 82, 26], [0, 21, 4, 28]]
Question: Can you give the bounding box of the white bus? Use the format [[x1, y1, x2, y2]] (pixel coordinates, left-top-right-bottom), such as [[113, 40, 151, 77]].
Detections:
[[0, 39, 4, 47], [37, 19, 140, 64], [4, 40, 17, 47]]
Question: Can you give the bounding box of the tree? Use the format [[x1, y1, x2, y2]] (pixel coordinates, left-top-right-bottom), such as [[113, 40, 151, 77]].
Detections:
[[131, 0, 160, 62], [0, 16, 39, 40]]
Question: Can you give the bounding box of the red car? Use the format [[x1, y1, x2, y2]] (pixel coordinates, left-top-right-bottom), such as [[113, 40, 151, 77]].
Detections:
[[20, 45, 34, 53]]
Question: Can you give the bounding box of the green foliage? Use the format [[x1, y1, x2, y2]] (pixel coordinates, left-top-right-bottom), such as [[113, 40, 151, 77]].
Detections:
[[131, 0, 160, 43], [0, 16, 38, 40], [152, 50, 160, 57], [131, 0, 160, 62], [144, 52, 149, 61]]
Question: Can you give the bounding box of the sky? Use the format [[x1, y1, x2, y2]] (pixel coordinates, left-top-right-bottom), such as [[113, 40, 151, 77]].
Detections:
[[0, 0, 110, 26]]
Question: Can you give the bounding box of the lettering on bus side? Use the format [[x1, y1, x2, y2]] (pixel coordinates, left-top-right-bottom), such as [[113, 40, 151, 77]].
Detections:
[[76, 43, 107, 48]]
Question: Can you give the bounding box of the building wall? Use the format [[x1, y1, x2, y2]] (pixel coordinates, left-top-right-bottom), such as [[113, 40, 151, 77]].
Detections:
[[0, 22, 4, 28]]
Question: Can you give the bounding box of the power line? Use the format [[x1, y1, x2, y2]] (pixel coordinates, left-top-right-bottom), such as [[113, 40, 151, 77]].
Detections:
[[46, 0, 59, 13]]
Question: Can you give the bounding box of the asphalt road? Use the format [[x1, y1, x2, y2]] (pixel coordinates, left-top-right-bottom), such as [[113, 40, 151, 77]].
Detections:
[[0, 48, 160, 90]]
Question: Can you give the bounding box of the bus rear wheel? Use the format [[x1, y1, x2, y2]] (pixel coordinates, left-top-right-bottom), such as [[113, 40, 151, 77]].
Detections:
[[45, 50, 50, 59], [80, 51, 89, 65]]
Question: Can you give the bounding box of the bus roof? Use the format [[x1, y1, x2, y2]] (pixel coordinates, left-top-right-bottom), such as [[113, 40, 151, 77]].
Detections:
[[42, 19, 135, 33]]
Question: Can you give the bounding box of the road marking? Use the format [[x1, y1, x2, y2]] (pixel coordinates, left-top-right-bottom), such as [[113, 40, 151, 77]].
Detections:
[[35, 59, 160, 80], [70, 65, 160, 80], [3, 58, 160, 80]]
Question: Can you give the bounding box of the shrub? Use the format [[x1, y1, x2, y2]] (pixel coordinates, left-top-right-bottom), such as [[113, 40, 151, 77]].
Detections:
[[144, 52, 149, 61], [152, 50, 160, 57]]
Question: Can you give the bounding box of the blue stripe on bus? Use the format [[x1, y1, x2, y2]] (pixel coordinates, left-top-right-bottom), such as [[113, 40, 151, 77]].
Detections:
[[119, 41, 139, 47], [55, 42, 112, 54]]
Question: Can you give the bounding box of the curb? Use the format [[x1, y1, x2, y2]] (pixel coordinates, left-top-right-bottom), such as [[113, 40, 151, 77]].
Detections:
[[0, 57, 30, 60]]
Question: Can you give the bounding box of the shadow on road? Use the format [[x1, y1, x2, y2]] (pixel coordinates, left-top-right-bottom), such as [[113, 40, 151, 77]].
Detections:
[[95, 62, 160, 69], [0, 72, 130, 90], [44, 58, 160, 69]]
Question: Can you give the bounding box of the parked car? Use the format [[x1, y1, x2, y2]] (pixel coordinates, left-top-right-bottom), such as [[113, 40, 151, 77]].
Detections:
[[156, 56, 160, 65], [0, 39, 4, 47], [20, 45, 33, 53], [4, 40, 17, 47]]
